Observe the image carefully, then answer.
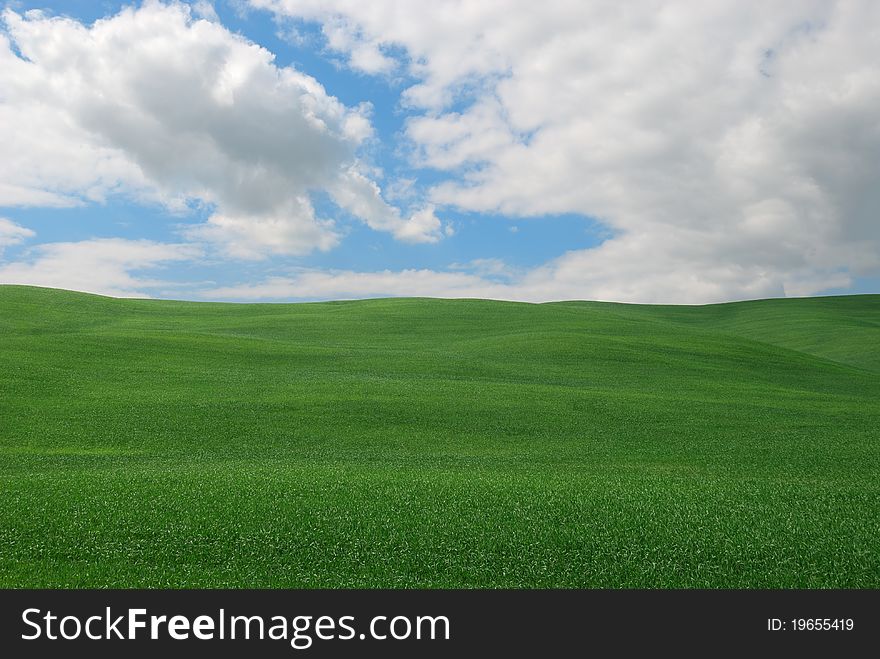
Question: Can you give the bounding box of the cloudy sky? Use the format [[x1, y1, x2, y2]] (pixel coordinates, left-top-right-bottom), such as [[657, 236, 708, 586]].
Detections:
[[0, 0, 878, 303]]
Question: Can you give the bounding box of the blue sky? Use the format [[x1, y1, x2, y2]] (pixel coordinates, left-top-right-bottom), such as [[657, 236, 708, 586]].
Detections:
[[0, 1, 877, 303]]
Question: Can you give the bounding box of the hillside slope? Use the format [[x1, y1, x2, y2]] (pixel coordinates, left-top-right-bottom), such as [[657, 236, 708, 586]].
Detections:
[[1, 285, 878, 588], [588, 295, 880, 373]]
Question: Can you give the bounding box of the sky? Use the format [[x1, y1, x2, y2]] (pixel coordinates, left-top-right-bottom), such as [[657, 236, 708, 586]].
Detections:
[[0, 0, 878, 304]]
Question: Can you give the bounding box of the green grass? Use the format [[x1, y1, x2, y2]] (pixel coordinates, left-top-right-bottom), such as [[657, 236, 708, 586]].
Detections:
[[1, 285, 878, 588]]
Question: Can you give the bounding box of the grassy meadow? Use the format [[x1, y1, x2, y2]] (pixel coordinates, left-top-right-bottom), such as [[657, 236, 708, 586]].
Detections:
[[0, 285, 877, 587]]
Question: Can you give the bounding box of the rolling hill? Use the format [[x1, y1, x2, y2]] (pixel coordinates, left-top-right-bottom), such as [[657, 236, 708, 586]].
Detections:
[[1, 285, 877, 587]]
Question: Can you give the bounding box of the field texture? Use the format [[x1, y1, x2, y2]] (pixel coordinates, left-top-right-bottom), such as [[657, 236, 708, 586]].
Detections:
[[1, 285, 878, 587]]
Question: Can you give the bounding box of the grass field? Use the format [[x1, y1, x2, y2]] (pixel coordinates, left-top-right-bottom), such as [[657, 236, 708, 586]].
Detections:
[[1, 285, 878, 588]]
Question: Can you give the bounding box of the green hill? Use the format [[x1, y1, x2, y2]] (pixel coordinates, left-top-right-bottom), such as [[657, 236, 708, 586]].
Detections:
[[0, 285, 877, 587]]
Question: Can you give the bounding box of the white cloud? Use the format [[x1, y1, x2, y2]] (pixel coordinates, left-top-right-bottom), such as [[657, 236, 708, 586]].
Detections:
[[0, 218, 34, 255], [330, 168, 444, 243], [203, 269, 511, 301], [192, 1, 219, 22], [252, 0, 880, 302], [0, 2, 444, 258], [201, 242, 850, 304], [449, 258, 516, 280], [192, 264, 713, 304], [0, 238, 200, 297], [184, 197, 340, 258]]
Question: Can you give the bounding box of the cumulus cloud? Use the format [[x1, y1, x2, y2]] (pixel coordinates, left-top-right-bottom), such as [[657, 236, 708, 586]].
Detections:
[[253, 0, 880, 302], [0, 218, 35, 255], [0, 238, 200, 297], [0, 2, 444, 258], [330, 168, 443, 243], [184, 198, 341, 259]]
